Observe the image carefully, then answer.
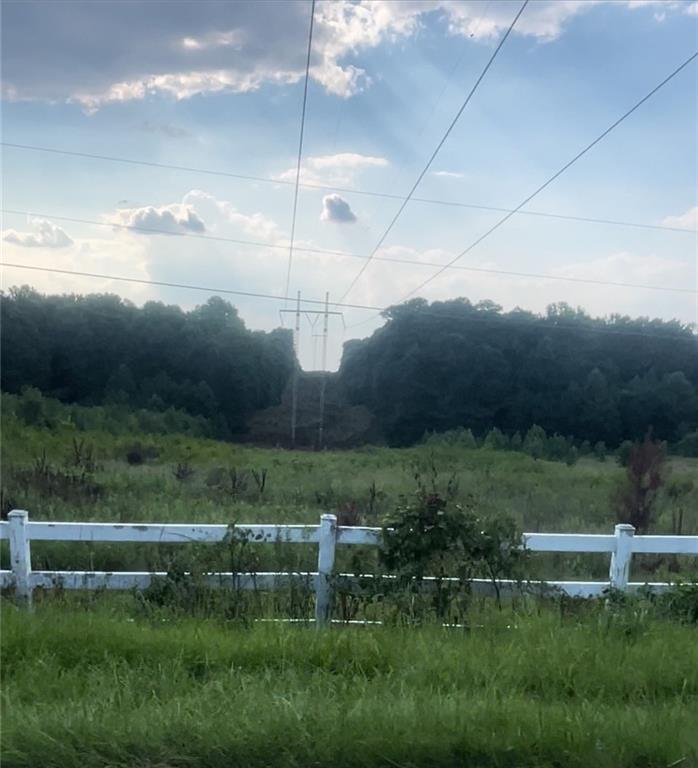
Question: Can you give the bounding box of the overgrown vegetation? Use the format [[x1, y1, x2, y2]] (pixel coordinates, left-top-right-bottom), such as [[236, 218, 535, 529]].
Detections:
[[614, 433, 667, 533], [1, 399, 697, 766]]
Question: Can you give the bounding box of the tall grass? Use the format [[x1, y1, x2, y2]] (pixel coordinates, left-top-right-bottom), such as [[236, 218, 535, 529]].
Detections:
[[2, 601, 697, 768], [2, 413, 697, 582]]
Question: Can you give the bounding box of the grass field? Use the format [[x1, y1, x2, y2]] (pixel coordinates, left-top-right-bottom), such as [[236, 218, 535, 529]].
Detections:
[[2, 414, 697, 767], [2, 412, 697, 582], [2, 600, 697, 768]]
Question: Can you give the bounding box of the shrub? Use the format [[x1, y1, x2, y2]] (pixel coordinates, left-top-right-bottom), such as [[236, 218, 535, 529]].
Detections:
[[380, 475, 525, 617], [483, 427, 509, 451], [616, 440, 634, 467], [423, 427, 477, 449], [523, 425, 547, 460], [173, 461, 195, 482], [613, 434, 666, 533], [593, 441, 607, 462], [674, 430, 698, 457]]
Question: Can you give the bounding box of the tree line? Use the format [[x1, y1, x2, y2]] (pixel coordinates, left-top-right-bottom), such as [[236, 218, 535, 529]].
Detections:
[[3, 289, 697, 450], [339, 298, 698, 448], [1, 287, 295, 437]]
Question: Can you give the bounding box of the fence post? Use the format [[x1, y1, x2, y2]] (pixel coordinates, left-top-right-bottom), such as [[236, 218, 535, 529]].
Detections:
[[609, 523, 635, 591], [315, 513, 337, 627], [8, 510, 32, 607]]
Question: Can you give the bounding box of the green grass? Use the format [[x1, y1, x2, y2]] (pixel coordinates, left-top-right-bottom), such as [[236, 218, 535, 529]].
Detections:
[[2, 416, 698, 766], [2, 414, 697, 582], [2, 601, 697, 768]]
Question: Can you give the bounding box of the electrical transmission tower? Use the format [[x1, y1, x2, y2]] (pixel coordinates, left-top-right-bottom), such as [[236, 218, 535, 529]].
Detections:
[[280, 292, 343, 448]]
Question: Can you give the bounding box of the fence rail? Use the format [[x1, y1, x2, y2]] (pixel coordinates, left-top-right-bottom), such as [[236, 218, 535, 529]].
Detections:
[[1, 510, 696, 625]]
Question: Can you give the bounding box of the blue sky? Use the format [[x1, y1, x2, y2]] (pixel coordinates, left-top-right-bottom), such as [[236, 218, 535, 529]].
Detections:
[[2, 0, 696, 369]]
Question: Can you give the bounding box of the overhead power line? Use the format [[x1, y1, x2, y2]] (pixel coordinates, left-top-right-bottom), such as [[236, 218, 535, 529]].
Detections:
[[284, 0, 315, 301], [401, 50, 698, 302], [2, 261, 696, 344], [2, 207, 694, 296], [338, 0, 530, 303], [2, 142, 694, 235]]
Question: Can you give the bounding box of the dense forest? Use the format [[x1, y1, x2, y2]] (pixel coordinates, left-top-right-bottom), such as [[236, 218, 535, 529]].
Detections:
[[339, 299, 698, 447], [2, 289, 697, 449], [1, 287, 295, 437]]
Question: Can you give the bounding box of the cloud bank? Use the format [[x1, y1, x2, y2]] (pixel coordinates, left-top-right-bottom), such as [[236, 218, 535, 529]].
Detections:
[[2, 1, 685, 109]]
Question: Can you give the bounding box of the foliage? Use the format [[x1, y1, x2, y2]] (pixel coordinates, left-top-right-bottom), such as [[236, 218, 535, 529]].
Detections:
[[425, 423, 579, 465], [1, 288, 295, 436], [339, 298, 698, 447], [616, 440, 634, 466], [1, 409, 696, 585], [10, 451, 103, 504], [675, 430, 698, 457], [614, 434, 666, 533], [380, 467, 525, 617], [4, 387, 215, 438]]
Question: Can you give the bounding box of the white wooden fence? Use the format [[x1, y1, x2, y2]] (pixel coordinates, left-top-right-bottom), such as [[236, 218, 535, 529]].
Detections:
[[1, 510, 697, 625]]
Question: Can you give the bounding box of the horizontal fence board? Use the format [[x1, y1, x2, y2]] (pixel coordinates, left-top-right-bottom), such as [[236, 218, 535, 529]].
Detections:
[[336, 527, 382, 546], [631, 536, 698, 555], [25, 522, 318, 544], [26, 570, 317, 591], [522, 533, 615, 552], [0, 568, 684, 599]]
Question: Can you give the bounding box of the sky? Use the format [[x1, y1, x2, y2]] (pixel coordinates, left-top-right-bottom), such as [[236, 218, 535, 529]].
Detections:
[[1, 0, 697, 370]]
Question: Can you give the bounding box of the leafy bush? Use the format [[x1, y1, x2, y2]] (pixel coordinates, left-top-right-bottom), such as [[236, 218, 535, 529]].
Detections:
[[380, 474, 526, 618], [523, 425, 547, 460], [616, 440, 634, 467], [423, 427, 477, 449], [674, 430, 698, 457], [483, 427, 509, 451], [3, 389, 216, 438]]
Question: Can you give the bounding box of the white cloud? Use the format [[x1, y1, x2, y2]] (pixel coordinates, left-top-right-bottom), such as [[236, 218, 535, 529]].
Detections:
[[660, 206, 698, 230], [109, 203, 206, 235], [180, 30, 244, 51], [687, 2, 698, 15], [363, 246, 697, 334], [432, 170, 464, 179], [3, 0, 683, 108], [3, 218, 74, 248], [1, 230, 152, 302], [321, 194, 358, 223], [276, 152, 388, 186], [183, 189, 282, 241]]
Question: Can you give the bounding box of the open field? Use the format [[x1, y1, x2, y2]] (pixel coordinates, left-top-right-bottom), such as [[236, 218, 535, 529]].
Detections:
[[2, 601, 698, 768], [2, 414, 698, 766], [2, 413, 697, 584]]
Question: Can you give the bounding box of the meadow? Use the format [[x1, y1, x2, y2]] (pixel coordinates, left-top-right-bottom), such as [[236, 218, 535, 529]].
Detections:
[[2, 406, 697, 582], [2, 408, 698, 767]]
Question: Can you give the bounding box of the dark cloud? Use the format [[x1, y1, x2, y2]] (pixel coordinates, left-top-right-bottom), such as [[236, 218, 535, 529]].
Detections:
[[320, 194, 357, 224], [0, 0, 312, 106]]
